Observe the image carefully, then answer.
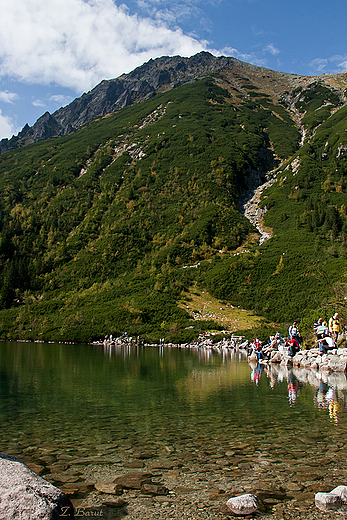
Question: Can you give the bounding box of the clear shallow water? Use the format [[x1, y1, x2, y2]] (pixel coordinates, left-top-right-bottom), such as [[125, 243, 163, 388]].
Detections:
[[1, 341, 347, 511]]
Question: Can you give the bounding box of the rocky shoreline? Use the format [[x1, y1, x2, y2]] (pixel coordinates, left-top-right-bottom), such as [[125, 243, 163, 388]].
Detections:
[[250, 346, 347, 374], [97, 336, 347, 374]]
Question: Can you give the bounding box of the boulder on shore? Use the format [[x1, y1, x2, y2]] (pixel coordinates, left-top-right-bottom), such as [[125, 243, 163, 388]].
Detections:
[[0, 452, 74, 519]]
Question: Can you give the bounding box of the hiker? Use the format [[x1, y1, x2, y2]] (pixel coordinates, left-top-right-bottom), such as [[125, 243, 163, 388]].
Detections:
[[315, 318, 328, 352], [288, 321, 303, 347], [253, 338, 264, 360], [313, 317, 323, 334], [329, 313, 342, 344], [288, 321, 299, 340], [288, 337, 300, 357]]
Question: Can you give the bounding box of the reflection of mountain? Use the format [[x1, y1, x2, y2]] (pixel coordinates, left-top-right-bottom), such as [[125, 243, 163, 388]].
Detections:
[[175, 356, 251, 401]]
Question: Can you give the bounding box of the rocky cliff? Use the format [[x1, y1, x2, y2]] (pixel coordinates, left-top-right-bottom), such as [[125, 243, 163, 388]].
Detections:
[[0, 52, 236, 154]]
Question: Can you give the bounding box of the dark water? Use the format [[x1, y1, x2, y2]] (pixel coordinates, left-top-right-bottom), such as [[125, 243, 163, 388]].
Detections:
[[1, 341, 347, 509]]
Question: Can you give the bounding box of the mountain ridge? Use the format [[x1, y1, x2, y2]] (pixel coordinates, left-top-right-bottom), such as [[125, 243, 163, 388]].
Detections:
[[0, 52, 236, 153], [2, 51, 347, 155]]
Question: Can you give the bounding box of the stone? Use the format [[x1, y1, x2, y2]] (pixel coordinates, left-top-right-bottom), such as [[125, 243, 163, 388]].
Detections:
[[59, 485, 79, 496], [140, 483, 169, 495], [103, 498, 127, 507], [270, 351, 282, 363], [114, 471, 154, 489], [123, 460, 144, 468], [316, 484, 347, 513], [26, 462, 45, 475], [331, 485, 347, 501], [149, 461, 175, 470], [133, 450, 157, 459], [226, 493, 259, 516], [285, 482, 304, 492], [0, 452, 73, 519], [50, 472, 80, 483], [315, 491, 341, 511], [328, 358, 347, 372], [174, 486, 199, 494], [95, 482, 123, 494], [225, 450, 236, 457]]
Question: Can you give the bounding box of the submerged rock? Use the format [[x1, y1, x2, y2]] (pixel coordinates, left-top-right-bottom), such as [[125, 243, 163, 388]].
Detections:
[[114, 471, 154, 489], [0, 452, 73, 519], [315, 485, 347, 513], [226, 493, 258, 516]]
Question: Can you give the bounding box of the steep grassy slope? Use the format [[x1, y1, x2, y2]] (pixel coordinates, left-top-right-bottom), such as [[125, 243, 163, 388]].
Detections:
[[202, 85, 347, 331], [0, 70, 346, 343]]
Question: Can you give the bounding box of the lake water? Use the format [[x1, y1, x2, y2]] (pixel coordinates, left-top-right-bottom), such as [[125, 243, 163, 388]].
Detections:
[[1, 341, 347, 518]]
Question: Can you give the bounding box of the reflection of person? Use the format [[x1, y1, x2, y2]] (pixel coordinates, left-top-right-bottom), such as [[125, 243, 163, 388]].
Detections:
[[325, 387, 341, 424], [251, 363, 263, 385], [287, 373, 301, 406], [314, 380, 328, 409], [264, 365, 276, 388]]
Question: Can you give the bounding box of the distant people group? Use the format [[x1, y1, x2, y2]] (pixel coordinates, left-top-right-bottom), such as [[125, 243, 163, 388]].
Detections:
[[247, 311, 344, 362], [314, 312, 342, 354]]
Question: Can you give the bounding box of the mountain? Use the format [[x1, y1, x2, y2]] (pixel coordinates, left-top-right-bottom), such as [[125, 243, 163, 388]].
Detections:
[[0, 52, 347, 343], [2, 51, 347, 155], [0, 52, 236, 154]]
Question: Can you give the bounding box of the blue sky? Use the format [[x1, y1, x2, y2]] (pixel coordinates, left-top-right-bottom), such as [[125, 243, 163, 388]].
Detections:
[[1, 0, 347, 140]]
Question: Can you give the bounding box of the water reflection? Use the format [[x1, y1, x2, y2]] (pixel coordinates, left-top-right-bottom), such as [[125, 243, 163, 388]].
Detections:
[[250, 361, 263, 386], [314, 381, 346, 424], [287, 373, 302, 407], [97, 341, 347, 424], [255, 360, 347, 423], [2, 340, 347, 513]]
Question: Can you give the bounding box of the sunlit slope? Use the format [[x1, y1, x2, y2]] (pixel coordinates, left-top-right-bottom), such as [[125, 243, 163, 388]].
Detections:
[[203, 92, 347, 324], [0, 73, 346, 342]]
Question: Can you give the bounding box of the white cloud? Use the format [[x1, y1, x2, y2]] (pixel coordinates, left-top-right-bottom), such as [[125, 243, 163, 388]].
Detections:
[[0, 0, 205, 94], [215, 42, 281, 69], [217, 46, 267, 67], [263, 44, 280, 56], [49, 94, 74, 106], [32, 99, 46, 107], [309, 58, 329, 73], [0, 90, 18, 103], [0, 110, 16, 139], [309, 55, 347, 74]]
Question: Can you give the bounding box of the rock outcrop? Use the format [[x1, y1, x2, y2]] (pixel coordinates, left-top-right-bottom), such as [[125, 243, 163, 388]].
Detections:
[[0, 452, 74, 519]]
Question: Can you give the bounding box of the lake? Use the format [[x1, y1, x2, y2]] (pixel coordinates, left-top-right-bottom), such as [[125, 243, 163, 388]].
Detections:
[[1, 340, 347, 519]]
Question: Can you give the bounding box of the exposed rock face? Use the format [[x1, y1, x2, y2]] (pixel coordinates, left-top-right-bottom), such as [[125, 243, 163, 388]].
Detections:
[[0, 52, 235, 154], [0, 452, 74, 519]]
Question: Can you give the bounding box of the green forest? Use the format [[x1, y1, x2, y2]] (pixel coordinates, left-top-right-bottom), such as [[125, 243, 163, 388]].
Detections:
[[0, 75, 347, 343]]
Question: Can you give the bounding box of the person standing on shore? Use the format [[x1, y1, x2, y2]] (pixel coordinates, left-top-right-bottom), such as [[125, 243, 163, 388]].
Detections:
[[329, 313, 342, 344]]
